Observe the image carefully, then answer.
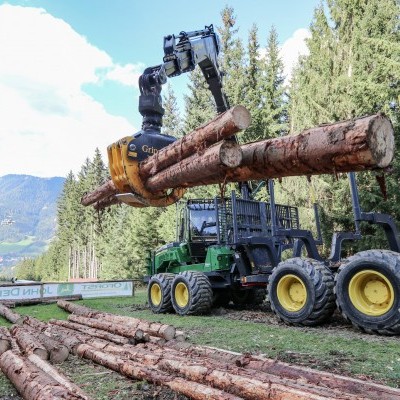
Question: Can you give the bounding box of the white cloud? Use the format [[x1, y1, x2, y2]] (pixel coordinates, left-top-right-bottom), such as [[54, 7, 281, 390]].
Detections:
[[279, 28, 311, 83], [0, 4, 142, 178]]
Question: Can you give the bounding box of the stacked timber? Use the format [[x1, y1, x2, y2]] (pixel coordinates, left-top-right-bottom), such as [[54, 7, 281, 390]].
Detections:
[[81, 110, 395, 209], [0, 302, 400, 399]]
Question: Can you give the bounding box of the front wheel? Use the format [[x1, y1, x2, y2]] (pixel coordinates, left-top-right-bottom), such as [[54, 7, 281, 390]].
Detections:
[[148, 273, 175, 313], [268, 258, 335, 326], [335, 250, 400, 335], [171, 271, 213, 315]]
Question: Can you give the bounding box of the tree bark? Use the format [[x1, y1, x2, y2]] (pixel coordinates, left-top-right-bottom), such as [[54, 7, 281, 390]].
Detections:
[[57, 300, 100, 317], [145, 113, 395, 191], [0, 303, 24, 324], [139, 105, 251, 179], [76, 343, 242, 400], [27, 353, 92, 399], [0, 350, 87, 400], [68, 314, 145, 341], [166, 342, 400, 400], [0, 327, 11, 355], [81, 180, 118, 206], [145, 140, 242, 192], [11, 325, 48, 360], [49, 319, 131, 345]]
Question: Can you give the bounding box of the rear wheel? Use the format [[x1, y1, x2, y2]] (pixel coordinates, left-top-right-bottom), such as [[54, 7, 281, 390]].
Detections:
[[171, 271, 213, 315], [148, 273, 175, 313], [268, 258, 335, 326], [335, 250, 400, 335], [231, 288, 266, 306]]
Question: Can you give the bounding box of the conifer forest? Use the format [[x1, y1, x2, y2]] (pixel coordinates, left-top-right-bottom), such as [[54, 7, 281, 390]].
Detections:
[[15, 1, 400, 282]]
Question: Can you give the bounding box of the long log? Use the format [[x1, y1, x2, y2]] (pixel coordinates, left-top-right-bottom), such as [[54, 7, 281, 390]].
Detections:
[[0, 350, 86, 400], [145, 140, 242, 192], [81, 180, 118, 206], [0, 327, 11, 355], [166, 342, 400, 400], [11, 325, 48, 360], [49, 319, 132, 345], [139, 105, 251, 180], [145, 114, 395, 191], [68, 314, 145, 341], [76, 343, 243, 400], [0, 303, 23, 324], [57, 301, 177, 340], [27, 353, 92, 399]]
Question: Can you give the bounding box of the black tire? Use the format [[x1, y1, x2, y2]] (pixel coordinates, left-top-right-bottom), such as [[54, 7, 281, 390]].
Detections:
[[171, 271, 213, 315], [335, 250, 400, 335], [147, 273, 175, 313], [231, 288, 266, 306], [268, 258, 335, 326]]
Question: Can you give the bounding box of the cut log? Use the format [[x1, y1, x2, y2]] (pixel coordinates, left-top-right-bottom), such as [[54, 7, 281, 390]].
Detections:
[[0, 350, 87, 400], [29, 329, 69, 363], [76, 343, 242, 400], [145, 140, 242, 192], [27, 353, 92, 399], [68, 314, 145, 341], [81, 180, 118, 206], [145, 114, 395, 191], [22, 316, 48, 331], [49, 319, 131, 345], [0, 303, 24, 324], [139, 105, 251, 179], [57, 300, 100, 317], [94, 194, 121, 210], [99, 313, 176, 341], [0, 327, 11, 355], [167, 343, 400, 400], [11, 325, 48, 360]]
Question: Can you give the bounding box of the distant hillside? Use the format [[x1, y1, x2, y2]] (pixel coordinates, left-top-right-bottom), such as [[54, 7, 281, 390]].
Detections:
[[0, 174, 65, 267]]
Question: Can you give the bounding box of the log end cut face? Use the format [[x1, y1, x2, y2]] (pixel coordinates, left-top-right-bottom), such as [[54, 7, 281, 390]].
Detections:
[[368, 116, 395, 168]]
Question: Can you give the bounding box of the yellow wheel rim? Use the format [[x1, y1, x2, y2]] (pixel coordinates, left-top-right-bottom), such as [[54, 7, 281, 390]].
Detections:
[[277, 274, 307, 312], [175, 282, 189, 308], [349, 269, 394, 316], [150, 283, 162, 306]]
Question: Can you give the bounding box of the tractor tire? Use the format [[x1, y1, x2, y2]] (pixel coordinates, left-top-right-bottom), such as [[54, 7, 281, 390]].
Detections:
[[335, 250, 400, 335], [268, 258, 335, 326], [231, 288, 266, 306], [171, 271, 213, 315], [148, 273, 175, 313]]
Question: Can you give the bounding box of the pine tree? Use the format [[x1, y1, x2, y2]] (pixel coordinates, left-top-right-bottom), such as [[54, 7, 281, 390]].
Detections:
[[162, 83, 183, 138], [261, 27, 288, 138]]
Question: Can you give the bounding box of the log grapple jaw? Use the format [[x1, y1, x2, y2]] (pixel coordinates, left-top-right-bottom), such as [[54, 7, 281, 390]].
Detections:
[[107, 25, 227, 207]]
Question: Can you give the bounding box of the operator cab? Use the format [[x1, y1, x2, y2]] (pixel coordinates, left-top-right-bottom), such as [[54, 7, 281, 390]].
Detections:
[[178, 200, 217, 262]]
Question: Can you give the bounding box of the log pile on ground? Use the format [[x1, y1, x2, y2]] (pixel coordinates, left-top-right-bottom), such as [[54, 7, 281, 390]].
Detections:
[[0, 302, 399, 399], [81, 109, 395, 210]]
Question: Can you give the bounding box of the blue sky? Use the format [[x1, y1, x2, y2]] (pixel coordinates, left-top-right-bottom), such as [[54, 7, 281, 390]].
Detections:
[[0, 0, 319, 177]]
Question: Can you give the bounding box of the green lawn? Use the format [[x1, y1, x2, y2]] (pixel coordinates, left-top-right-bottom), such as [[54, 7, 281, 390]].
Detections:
[[0, 236, 36, 253], [0, 290, 399, 397]]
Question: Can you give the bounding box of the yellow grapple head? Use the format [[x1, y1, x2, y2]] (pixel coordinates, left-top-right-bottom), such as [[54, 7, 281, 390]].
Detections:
[[107, 136, 184, 207]]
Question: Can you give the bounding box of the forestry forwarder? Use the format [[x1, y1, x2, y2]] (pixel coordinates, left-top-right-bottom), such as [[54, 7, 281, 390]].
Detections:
[[107, 25, 400, 335]]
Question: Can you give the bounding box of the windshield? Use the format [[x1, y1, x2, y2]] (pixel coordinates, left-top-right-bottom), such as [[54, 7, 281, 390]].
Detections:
[[189, 208, 217, 238]]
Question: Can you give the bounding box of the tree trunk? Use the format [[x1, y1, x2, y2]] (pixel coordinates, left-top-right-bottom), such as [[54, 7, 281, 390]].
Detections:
[[0, 350, 87, 400], [27, 353, 92, 399], [68, 314, 145, 341], [0, 304, 24, 324], [76, 343, 242, 400], [166, 342, 400, 400], [139, 105, 251, 179], [0, 327, 11, 355], [49, 319, 131, 345], [81, 180, 118, 206], [57, 300, 100, 317], [11, 326, 48, 360], [145, 114, 395, 191], [145, 140, 242, 192]]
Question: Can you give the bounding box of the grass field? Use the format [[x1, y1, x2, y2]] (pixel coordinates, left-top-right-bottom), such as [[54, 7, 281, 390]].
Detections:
[[0, 290, 399, 398]]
